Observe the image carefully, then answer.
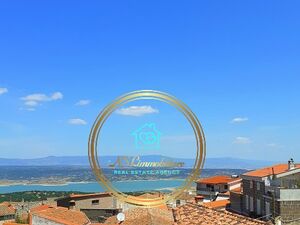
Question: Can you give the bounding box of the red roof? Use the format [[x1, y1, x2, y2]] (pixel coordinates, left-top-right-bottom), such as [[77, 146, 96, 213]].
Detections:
[[173, 203, 270, 225], [68, 192, 111, 199], [30, 204, 52, 213], [0, 202, 15, 217], [32, 206, 90, 225], [196, 175, 240, 184], [105, 207, 174, 225], [203, 199, 230, 209], [3, 222, 29, 225], [231, 187, 242, 194], [195, 195, 204, 199], [243, 164, 300, 178]]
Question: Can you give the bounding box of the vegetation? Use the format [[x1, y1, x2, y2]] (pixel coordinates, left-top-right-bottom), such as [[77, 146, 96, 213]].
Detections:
[[0, 191, 88, 203]]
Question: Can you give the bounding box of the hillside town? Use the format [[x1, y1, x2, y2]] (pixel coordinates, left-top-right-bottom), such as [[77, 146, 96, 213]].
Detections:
[[0, 159, 299, 225]]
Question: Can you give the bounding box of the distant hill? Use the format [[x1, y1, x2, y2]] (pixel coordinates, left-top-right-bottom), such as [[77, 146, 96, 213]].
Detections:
[[0, 155, 277, 169]]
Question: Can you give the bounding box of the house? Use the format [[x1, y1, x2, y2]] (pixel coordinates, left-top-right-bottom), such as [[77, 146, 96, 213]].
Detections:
[[196, 175, 241, 201], [173, 202, 271, 225], [230, 158, 300, 222], [56, 193, 121, 223], [0, 202, 15, 222], [202, 199, 230, 210], [104, 206, 174, 225], [167, 191, 196, 207], [228, 186, 243, 214], [30, 205, 91, 225]]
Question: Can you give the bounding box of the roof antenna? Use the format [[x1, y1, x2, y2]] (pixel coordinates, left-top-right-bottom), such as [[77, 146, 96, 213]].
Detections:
[[288, 158, 295, 170]]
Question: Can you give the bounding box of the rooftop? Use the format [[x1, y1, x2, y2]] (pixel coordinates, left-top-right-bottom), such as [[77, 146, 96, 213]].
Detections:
[[0, 202, 15, 217], [196, 175, 240, 184], [31, 205, 90, 225], [202, 199, 230, 209], [173, 203, 271, 225], [3, 222, 29, 225], [56, 192, 112, 201], [104, 207, 174, 225], [230, 187, 242, 194], [30, 204, 52, 213], [243, 163, 300, 178]]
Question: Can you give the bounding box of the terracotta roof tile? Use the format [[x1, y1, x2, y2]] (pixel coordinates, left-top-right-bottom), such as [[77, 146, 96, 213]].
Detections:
[[202, 200, 230, 209], [30, 204, 52, 213], [243, 164, 300, 178], [230, 187, 242, 194], [32, 206, 90, 225], [0, 202, 15, 217], [194, 195, 204, 199], [3, 222, 29, 225], [173, 203, 270, 225], [105, 207, 174, 225], [196, 175, 240, 184]]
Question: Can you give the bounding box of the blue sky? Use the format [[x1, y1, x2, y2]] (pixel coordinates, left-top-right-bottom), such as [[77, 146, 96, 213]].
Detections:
[[0, 1, 300, 161]]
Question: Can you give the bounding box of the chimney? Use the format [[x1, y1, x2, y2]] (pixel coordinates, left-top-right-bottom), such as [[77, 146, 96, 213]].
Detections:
[[288, 158, 295, 171], [275, 216, 282, 225], [69, 200, 75, 210]]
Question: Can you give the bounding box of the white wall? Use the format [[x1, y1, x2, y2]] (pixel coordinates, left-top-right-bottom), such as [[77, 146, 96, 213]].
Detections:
[[32, 215, 63, 225]]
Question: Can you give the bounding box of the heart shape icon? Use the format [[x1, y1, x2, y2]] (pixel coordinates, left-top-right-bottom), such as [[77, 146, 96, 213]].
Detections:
[[139, 132, 157, 145]]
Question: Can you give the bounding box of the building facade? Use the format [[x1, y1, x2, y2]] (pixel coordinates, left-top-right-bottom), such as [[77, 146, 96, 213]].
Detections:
[[230, 159, 300, 223], [56, 193, 120, 222], [0, 202, 15, 222], [31, 206, 90, 225], [196, 175, 241, 202]]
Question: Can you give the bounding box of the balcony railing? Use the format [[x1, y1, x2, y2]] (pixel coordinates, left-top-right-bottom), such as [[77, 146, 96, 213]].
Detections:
[[278, 188, 300, 201], [265, 184, 300, 201]]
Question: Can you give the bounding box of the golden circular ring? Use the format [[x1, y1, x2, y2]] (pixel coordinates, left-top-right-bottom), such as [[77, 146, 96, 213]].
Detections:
[[88, 90, 206, 207]]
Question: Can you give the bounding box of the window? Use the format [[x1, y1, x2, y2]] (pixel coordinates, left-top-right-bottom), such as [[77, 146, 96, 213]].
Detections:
[[224, 184, 228, 190], [245, 195, 249, 210], [250, 181, 253, 189], [257, 182, 260, 191], [250, 197, 254, 212], [256, 199, 261, 215], [70, 201, 75, 207], [207, 184, 214, 191], [92, 200, 99, 205], [265, 202, 271, 219]]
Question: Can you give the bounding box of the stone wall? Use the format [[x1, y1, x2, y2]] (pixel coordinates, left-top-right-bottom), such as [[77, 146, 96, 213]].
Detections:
[[278, 201, 300, 222], [242, 179, 266, 217], [229, 192, 242, 213], [57, 196, 117, 210]]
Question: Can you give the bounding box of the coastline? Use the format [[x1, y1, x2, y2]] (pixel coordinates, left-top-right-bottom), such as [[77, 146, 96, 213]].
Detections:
[[0, 178, 186, 187]]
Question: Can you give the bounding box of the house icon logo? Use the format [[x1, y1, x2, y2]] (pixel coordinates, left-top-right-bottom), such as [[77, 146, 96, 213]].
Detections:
[[131, 123, 161, 149]]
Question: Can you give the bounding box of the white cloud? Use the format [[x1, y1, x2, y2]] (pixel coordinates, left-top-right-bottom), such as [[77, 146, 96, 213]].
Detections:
[[51, 92, 63, 100], [68, 118, 87, 125], [25, 107, 36, 111], [233, 136, 251, 144], [24, 100, 39, 107], [231, 117, 248, 123], [21, 91, 63, 110], [75, 99, 91, 106], [0, 87, 8, 95], [115, 105, 159, 117], [266, 143, 283, 149]]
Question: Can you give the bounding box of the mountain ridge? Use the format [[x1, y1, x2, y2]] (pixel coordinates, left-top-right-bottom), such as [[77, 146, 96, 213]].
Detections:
[[0, 155, 278, 169]]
